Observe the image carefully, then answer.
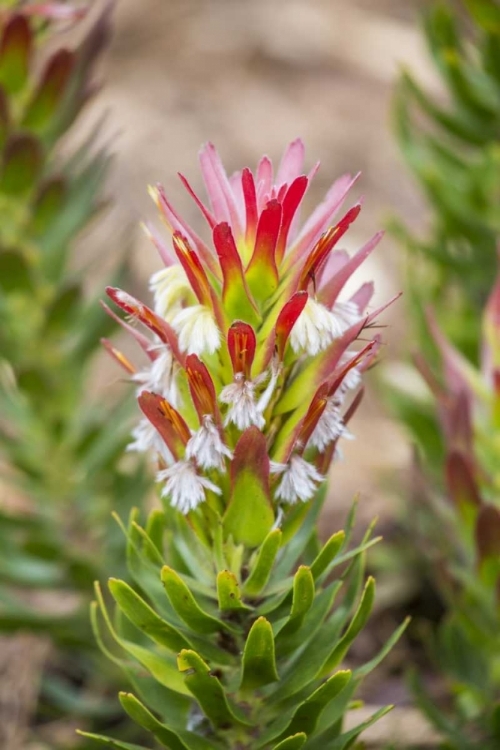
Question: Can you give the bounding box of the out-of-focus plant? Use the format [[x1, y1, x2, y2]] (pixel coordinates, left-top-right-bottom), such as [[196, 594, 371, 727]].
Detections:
[[388, 1, 500, 747], [81, 141, 406, 749], [392, 0, 500, 364], [405, 276, 500, 748], [0, 1, 148, 730]]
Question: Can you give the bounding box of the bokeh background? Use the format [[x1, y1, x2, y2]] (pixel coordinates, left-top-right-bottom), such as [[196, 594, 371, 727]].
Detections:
[[80, 0, 438, 526]]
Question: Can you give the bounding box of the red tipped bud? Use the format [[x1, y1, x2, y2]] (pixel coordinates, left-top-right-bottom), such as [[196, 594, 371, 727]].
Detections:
[[227, 321, 256, 379]]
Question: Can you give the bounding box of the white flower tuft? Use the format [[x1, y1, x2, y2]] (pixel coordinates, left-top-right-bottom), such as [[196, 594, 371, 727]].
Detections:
[[308, 398, 354, 451], [157, 459, 221, 514], [331, 300, 361, 332], [185, 415, 233, 470], [271, 455, 324, 504], [219, 367, 279, 431], [290, 298, 361, 356], [220, 375, 264, 430], [127, 418, 172, 465], [132, 345, 181, 407], [338, 351, 362, 393], [150, 266, 193, 321], [171, 305, 221, 356]]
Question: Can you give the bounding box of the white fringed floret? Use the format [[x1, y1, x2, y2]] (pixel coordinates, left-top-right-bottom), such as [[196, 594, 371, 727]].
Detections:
[[290, 298, 360, 356], [127, 418, 173, 465], [185, 415, 233, 470], [157, 459, 221, 514], [172, 305, 221, 356], [271, 455, 324, 504], [150, 265, 193, 321], [308, 398, 354, 451]]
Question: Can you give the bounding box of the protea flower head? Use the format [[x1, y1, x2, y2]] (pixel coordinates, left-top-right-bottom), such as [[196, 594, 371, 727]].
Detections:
[[105, 140, 396, 543]]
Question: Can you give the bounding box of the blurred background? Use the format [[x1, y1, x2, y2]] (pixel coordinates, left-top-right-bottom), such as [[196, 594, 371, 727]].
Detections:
[[81, 0, 436, 525]]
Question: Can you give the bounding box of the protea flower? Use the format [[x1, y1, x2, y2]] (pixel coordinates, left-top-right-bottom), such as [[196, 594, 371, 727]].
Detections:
[[107, 140, 394, 543], [87, 142, 406, 750], [105, 140, 394, 536]]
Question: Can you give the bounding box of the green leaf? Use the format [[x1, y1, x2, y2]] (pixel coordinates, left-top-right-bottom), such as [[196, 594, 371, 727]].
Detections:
[[0, 251, 32, 292], [77, 731, 151, 749], [0, 15, 31, 94], [308, 705, 392, 749], [274, 580, 342, 659], [243, 529, 282, 597], [240, 616, 279, 690], [272, 734, 307, 750], [161, 566, 234, 634], [277, 566, 315, 638], [216, 570, 250, 612], [465, 0, 500, 30], [44, 283, 82, 332], [272, 486, 326, 581], [119, 693, 190, 750], [223, 426, 274, 547], [119, 693, 217, 750], [22, 49, 75, 133], [30, 178, 67, 236], [354, 617, 410, 679], [108, 578, 191, 653], [310, 531, 345, 581], [278, 670, 352, 740], [320, 577, 375, 676], [1, 134, 42, 195], [93, 583, 189, 696], [177, 649, 251, 729]]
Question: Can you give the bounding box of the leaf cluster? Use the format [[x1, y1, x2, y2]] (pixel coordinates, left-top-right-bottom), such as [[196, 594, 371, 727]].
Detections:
[[85, 498, 406, 749]]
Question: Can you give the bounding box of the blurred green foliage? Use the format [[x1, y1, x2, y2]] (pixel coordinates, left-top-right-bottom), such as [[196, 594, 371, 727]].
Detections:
[[0, 4, 149, 739], [390, 1, 500, 747], [392, 0, 500, 363]]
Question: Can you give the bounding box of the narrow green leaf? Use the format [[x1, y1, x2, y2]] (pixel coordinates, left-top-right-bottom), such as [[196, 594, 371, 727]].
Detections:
[[272, 734, 307, 750], [119, 693, 190, 750], [354, 617, 410, 678], [277, 566, 315, 638], [161, 566, 234, 634], [93, 583, 189, 696], [108, 578, 190, 653], [145, 510, 166, 555], [119, 693, 219, 750], [278, 671, 352, 740], [31, 178, 67, 236], [44, 283, 82, 332], [243, 529, 282, 596], [22, 49, 75, 132], [310, 531, 345, 580], [320, 576, 375, 676], [0, 251, 32, 292], [76, 731, 150, 749], [289, 566, 314, 619], [0, 15, 31, 94], [240, 616, 279, 690], [178, 650, 251, 729], [274, 580, 342, 659], [1, 134, 42, 194], [308, 705, 392, 749], [216, 570, 250, 612], [272, 487, 326, 580]]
